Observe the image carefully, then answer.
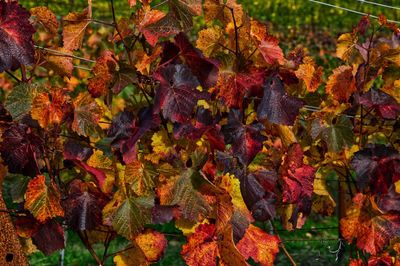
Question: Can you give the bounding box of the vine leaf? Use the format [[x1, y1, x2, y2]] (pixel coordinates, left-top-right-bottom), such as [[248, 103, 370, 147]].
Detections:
[[0, 124, 44, 176], [31, 89, 67, 128], [30, 6, 59, 36], [62, 7, 91, 51], [321, 116, 354, 152], [222, 109, 266, 165], [88, 51, 118, 98], [124, 160, 157, 196], [43, 47, 74, 77], [257, 75, 304, 125], [0, 1, 35, 72], [181, 223, 218, 266], [236, 224, 280, 266], [258, 35, 284, 65], [336, 33, 358, 61], [168, 0, 202, 30], [359, 88, 400, 119], [280, 143, 315, 204], [350, 144, 400, 195], [154, 64, 207, 123], [158, 170, 212, 221], [32, 220, 65, 256], [4, 83, 42, 121], [138, 9, 180, 47], [63, 180, 107, 231], [111, 196, 154, 240], [295, 60, 323, 92], [326, 65, 356, 102], [72, 92, 104, 137], [24, 175, 64, 223], [135, 229, 168, 262], [340, 193, 400, 255]]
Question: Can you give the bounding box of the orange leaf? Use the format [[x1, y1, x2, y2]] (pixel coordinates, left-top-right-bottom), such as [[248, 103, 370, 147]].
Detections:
[[62, 8, 91, 50], [326, 65, 356, 102], [30, 6, 59, 35], [88, 51, 118, 98], [24, 175, 64, 223], [181, 223, 218, 266], [340, 193, 400, 255], [31, 89, 67, 128], [237, 225, 280, 266], [44, 47, 74, 77], [135, 229, 167, 262], [295, 61, 323, 92]]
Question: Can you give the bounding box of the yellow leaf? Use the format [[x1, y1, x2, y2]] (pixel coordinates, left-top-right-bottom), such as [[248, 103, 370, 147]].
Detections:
[[196, 26, 223, 57], [336, 33, 358, 61], [87, 150, 115, 193]]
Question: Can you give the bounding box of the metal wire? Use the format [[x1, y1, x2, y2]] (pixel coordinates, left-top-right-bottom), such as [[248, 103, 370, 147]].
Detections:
[[308, 0, 400, 24], [355, 0, 400, 11]]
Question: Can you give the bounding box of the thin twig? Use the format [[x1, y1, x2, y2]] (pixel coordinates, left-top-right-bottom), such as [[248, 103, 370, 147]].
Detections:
[[270, 221, 297, 266], [34, 45, 96, 63], [5, 70, 21, 82]]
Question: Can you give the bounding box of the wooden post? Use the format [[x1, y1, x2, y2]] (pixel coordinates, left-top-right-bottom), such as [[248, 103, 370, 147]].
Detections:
[[0, 167, 28, 266]]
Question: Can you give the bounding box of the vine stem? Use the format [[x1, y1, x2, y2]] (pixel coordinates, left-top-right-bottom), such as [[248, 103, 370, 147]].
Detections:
[[270, 221, 297, 266], [78, 231, 103, 265], [4, 70, 21, 82]]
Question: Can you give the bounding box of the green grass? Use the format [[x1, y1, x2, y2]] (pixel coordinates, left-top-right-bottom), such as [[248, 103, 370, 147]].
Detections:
[[28, 215, 343, 266]]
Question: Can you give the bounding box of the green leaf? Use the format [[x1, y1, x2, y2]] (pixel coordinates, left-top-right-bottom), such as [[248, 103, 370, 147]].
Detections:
[[112, 196, 154, 239], [4, 83, 42, 120], [168, 169, 212, 221], [321, 116, 354, 152], [3, 173, 30, 203]]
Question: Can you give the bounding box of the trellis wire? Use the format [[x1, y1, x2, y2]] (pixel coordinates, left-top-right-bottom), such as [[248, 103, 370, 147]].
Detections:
[[355, 0, 400, 11], [308, 0, 400, 24]]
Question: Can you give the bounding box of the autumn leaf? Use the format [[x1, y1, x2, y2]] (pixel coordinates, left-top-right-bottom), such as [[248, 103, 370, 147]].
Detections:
[[168, 0, 202, 30], [111, 196, 154, 240], [181, 223, 218, 266], [312, 168, 336, 216], [4, 83, 43, 120], [72, 92, 104, 137], [0, 124, 44, 176], [240, 170, 277, 221], [113, 243, 148, 266], [24, 175, 64, 223], [257, 75, 304, 125], [0, 1, 35, 72], [326, 65, 356, 102], [88, 51, 118, 97], [217, 69, 264, 109], [222, 109, 266, 165], [63, 180, 107, 231], [30, 6, 59, 36], [31, 89, 67, 128], [138, 9, 180, 47], [124, 160, 157, 196], [320, 116, 354, 152], [87, 150, 116, 194], [359, 88, 400, 119], [295, 61, 323, 92], [43, 47, 74, 77], [196, 26, 223, 57], [236, 224, 280, 266], [350, 144, 400, 195], [336, 33, 358, 61], [258, 35, 284, 65], [153, 64, 207, 123], [135, 229, 167, 262], [158, 170, 212, 221], [62, 7, 91, 51], [340, 193, 400, 255], [32, 220, 65, 255], [280, 143, 315, 204]]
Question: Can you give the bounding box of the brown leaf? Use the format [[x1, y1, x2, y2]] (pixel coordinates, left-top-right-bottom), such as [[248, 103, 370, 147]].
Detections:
[[31, 89, 67, 128], [88, 51, 118, 98]]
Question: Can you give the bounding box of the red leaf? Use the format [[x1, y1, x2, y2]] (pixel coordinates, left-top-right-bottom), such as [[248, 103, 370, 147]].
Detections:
[[0, 1, 35, 71], [359, 88, 400, 119], [258, 35, 284, 65], [280, 143, 315, 203], [32, 220, 65, 256], [153, 64, 207, 123]]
